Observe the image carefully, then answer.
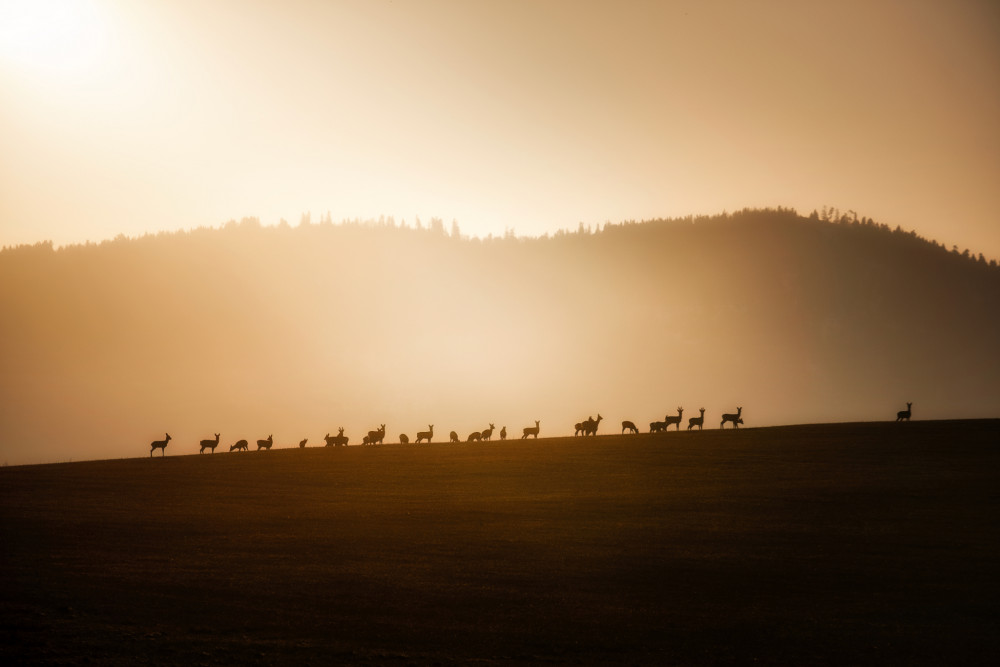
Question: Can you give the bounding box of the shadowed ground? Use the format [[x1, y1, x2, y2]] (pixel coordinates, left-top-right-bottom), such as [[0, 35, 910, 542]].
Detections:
[[2, 420, 998, 665]]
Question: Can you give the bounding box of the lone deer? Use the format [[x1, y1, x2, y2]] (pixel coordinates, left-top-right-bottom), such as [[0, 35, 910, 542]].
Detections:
[[230, 439, 249, 452], [467, 431, 482, 442], [499, 426, 507, 440], [896, 402, 913, 422], [399, 433, 409, 445], [449, 431, 460, 443], [416, 425, 434, 444], [299, 438, 308, 448], [664, 407, 684, 431], [622, 420, 639, 434], [721, 407, 743, 430], [481, 424, 495, 441], [687, 408, 706, 431], [199, 433, 220, 454], [150, 432, 171, 457], [522, 420, 540, 439], [256, 434, 273, 451]]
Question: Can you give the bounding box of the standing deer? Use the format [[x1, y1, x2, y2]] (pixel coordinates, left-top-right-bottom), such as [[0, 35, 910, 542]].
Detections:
[[324, 428, 348, 447], [687, 408, 706, 431], [199, 433, 220, 454], [896, 402, 912, 422], [499, 426, 507, 441], [256, 434, 273, 450], [150, 432, 171, 457], [578, 414, 602, 436], [416, 425, 434, 444], [399, 433, 409, 445], [367, 425, 386, 445], [663, 407, 684, 431], [481, 424, 495, 441], [230, 439, 249, 452], [574, 418, 590, 436], [522, 420, 540, 439], [649, 417, 667, 433], [621, 420, 639, 434], [721, 407, 743, 429], [449, 430, 460, 443]]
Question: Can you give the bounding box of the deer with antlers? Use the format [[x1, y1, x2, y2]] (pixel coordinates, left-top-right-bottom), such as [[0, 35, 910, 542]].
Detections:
[[324, 428, 348, 447], [720, 407, 743, 429], [663, 407, 684, 431], [149, 432, 171, 457], [687, 408, 706, 431]]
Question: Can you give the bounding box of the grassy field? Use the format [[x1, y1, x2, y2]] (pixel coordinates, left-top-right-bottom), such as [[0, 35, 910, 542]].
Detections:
[[2, 420, 998, 665]]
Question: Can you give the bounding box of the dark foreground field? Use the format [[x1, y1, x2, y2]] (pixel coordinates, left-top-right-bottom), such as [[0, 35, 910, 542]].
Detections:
[[2, 421, 998, 665]]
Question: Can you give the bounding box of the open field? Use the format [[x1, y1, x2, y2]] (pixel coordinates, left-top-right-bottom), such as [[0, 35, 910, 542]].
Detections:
[[2, 420, 998, 665]]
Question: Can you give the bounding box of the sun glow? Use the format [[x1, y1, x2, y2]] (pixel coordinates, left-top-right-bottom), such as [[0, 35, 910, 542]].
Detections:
[[0, 0, 108, 76]]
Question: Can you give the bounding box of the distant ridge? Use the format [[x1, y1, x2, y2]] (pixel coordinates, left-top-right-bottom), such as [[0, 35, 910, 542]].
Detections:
[[1, 209, 998, 465]]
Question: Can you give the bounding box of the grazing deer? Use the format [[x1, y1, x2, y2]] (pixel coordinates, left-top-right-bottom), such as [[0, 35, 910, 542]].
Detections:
[[896, 402, 912, 421], [687, 408, 706, 431], [499, 426, 506, 441], [522, 420, 540, 439], [400, 433, 409, 445], [481, 423, 495, 441], [150, 432, 171, 457], [256, 434, 273, 450], [416, 425, 434, 444], [649, 417, 667, 433], [199, 433, 220, 454], [362, 435, 371, 446], [721, 407, 743, 429], [664, 407, 684, 431], [299, 438, 308, 448], [449, 430, 460, 443], [621, 421, 639, 434], [467, 431, 481, 442], [325, 427, 348, 447], [230, 439, 249, 452]]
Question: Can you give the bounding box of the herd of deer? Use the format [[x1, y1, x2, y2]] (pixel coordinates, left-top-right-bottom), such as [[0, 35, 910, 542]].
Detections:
[[148, 403, 914, 456]]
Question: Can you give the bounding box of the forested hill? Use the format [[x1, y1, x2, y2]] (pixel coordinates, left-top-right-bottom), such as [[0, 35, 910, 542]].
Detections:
[[2, 208, 998, 464]]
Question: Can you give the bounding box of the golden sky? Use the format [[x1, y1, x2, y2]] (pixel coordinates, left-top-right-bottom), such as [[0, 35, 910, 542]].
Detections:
[[1, 0, 998, 257]]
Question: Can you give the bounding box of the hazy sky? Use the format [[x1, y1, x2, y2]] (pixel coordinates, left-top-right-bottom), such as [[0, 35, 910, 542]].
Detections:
[[1, 0, 998, 256]]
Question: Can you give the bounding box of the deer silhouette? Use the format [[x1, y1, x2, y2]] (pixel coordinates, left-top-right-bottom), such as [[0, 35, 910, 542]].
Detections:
[[621, 420, 639, 434], [896, 402, 913, 422], [399, 433, 409, 445], [481, 423, 495, 441], [522, 420, 540, 439], [324, 428, 348, 447], [499, 426, 507, 440], [416, 425, 434, 444], [583, 414, 603, 436], [366, 425, 386, 446], [150, 432, 171, 457], [256, 434, 273, 451], [467, 431, 481, 442], [687, 408, 706, 431], [574, 418, 590, 436], [230, 439, 249, 452], [721, 407, 743, 430], [299, 438, 308, 448], [664, 407, 684, 431], [649, 417, 667, 433], [449, 431, 460, 443], [199, 433, 220, 454]]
